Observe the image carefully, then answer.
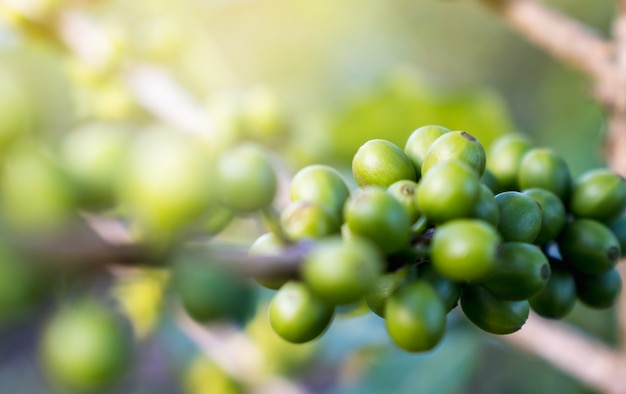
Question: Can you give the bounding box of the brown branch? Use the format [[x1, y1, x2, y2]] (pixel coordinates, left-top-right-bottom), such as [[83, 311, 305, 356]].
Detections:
[[605, 2, 626, 176], [501, 312, 626, 394], [22, 226, 308, 280], [480, 0, 613, 83], [175, 309, 309, 393], [614, 0, 626, 110]]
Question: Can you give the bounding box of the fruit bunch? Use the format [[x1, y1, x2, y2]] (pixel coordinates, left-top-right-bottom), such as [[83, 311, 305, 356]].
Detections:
[[2, 119, 625, 391], [251, 126, 626, 352]]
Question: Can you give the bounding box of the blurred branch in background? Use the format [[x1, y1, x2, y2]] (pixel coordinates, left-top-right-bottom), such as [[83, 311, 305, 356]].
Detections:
[[176, 310, 308, 394], [477, 1, 626, 393], [58, 10, 213, 138], [607, 0, 626, 175], [478, 0, 626, 175], [479, 0, 613, 83], [502, 312, 626, 394]]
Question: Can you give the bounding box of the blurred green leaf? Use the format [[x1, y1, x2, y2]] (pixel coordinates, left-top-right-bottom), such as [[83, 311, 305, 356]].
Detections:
[[324, 69, 513, 165]]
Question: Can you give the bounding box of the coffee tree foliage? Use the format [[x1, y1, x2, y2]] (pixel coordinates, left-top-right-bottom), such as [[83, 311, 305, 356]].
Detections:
[[0, 1, 621, 393]]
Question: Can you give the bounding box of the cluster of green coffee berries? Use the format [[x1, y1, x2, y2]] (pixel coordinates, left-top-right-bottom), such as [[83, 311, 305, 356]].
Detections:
[[2, 119, 626, 390], [246, 126, 626, 353]]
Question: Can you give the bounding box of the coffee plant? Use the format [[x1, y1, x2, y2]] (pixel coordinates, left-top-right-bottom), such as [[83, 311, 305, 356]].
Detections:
[[1, 112, 623, 390], [3, 1, 626, 393]]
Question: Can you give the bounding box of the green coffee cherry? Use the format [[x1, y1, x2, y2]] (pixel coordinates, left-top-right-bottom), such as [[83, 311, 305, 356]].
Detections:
[[1, 143, 76, 233], [495, 191, 542, 243], [249, 233, 289, 290], [430, 219, 501, 282], [173, 254, 255, 324], [217, 143, 277, 212], [483, 242, 551, 301], [558, 219, 620, 275], [486, 133, 533, 192], [59, 123, 129, 209], [569, 168, 626, 222], [344, 187, 411, 254], [608, 216, 626, 252], [518, 148, 571, 202], [470, 184, 500, 226], [352, 139, 416, 187], [40, 301, 132, 392], [290, 164, 350, 220], [387, 180, 420, 223], [118, 131, 215, 239], [385, 281, 446, 352], [194, 205, 235, 236], [417, 264, 462, 312], [417, 160, 481, 223], [480, 168, 501, 193], [302, 238, 384, 305], [421, 131, 486, 176], [575, 268, 622, 309], [241, 86, 287, 142], [269, 281, 334, 344], [522, 188, 566, 245], [529, 264, 576, 319], [280, 201, 340, 241], [404, 125, 449, 177], [365, 269, 407, 317], [460, 285, 529, 335]]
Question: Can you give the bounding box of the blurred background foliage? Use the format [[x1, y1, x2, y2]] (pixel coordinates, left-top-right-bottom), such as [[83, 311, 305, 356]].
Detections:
[[0, 0, 618, 393]]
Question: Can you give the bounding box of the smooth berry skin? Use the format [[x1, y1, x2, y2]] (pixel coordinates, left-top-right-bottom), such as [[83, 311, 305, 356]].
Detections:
[[486, 133, 533, 192], [2, 143, 77, 233], [290, 165, 350, 220], [430, 219, 501, 282], [352, 139, 416, 187], [575, 268, 622, 309], [559, 219, 621, 275], [470, 184, 500, 226], [417, 264, 462, 312], [344, 187, 411, 254], [366, 269, 407, 317], [495, 191, 542, 243], [417, 160, 481, 224], [280, 201, 341, 241], [119, 131, 216, 238], [387, 180, 420, 223], [461, 285, 530, 335], [269, 281, 334, 344], [421, 131, 486, 177], [40, 301, 132, 392], [174, 257, 255, 325], [523, 188, 566, 245], [569, 168, 626, 223], [404, 125, 449, 178], [249, 233, 289, 290], [518, 148, 572, 202], [217, 143, 277, 213], [529, 265, 576, 319], [608, 216, 626, 252], [385, 281, 446, 352], [483, 242, 551, 301], [60, 123, 129, 209], [302, 238, 384, 305]]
